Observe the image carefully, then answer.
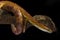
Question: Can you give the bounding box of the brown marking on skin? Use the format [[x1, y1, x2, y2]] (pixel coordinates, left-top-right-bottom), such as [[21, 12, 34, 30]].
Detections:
[[0, 1, 56, 35]]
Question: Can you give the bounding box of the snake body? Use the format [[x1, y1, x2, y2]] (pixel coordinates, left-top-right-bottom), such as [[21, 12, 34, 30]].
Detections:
[[0, 1, 56, 35]]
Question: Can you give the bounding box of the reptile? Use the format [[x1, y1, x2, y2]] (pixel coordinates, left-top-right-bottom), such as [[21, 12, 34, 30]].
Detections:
[[0, 1, 56, 35]]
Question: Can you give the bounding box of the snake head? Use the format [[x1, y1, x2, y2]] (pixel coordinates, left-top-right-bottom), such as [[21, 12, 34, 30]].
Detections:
[[33, 15, 56, 33]]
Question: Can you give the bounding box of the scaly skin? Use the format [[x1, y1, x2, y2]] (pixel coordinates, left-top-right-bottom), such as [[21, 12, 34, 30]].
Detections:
[[0, 1, 56, 35]]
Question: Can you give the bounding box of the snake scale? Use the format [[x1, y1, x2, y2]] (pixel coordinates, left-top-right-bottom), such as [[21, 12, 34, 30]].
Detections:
[[0, 1, 56, 35]]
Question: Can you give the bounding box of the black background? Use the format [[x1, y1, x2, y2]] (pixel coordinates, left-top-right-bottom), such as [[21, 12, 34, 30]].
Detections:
[[0, 0, 60, 40]]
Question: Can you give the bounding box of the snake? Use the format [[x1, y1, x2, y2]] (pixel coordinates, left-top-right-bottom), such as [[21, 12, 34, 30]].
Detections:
[[0, 1, 56, 35]]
